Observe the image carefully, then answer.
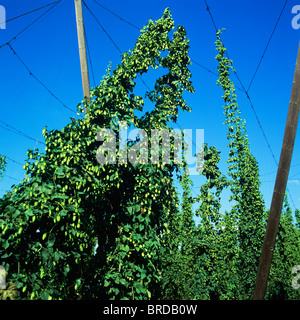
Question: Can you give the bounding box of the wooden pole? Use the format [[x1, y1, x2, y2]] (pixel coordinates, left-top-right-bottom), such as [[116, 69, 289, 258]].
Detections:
[[252, 42, 300, 300], [74, 0, 90, 113]]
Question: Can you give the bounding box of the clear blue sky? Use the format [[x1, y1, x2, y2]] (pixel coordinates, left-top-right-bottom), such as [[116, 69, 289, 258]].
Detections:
[[0, 0, 300, 213]]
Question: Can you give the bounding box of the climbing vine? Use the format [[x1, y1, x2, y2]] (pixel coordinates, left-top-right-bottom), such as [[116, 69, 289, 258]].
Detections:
[[0, 15, 299, 301], [0, 8, 194, 300], [215, 29, 266, 298]]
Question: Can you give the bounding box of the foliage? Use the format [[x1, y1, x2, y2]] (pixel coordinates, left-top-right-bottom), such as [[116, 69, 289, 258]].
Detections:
[[176, 30, 267, 300], [160, 162, 196, 300], [192, 144, 229, 299], [215, 29, 266, 298], [0, 14, 299, 301], [266, 195, 300, 299], [163, 29, 299, 300], [0, 8, 194, 300], [0, 281, 18, 300]]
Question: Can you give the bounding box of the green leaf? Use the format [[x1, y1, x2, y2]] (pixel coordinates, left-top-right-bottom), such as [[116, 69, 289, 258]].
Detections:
[[13, 209, 21, 218], [25, 209, 34, 217], [3, 240, 9, 250], [127, 206, 134, 215], [40, 291, 49, 300], [140, 270, 147, 280], [54, 251, 61, 261], [55, 167, 65, 178]]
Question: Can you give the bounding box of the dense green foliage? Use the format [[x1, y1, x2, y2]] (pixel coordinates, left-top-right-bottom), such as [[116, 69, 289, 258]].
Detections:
[[0, 12, 299, 300], [0, 9, 194, 300], [162, 30, 300, 300], [266, 195, 300, 299]]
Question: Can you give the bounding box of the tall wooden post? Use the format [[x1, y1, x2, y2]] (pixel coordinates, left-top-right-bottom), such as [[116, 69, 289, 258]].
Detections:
[[252, 42, 300, 300], [74, 0, 90, 113]]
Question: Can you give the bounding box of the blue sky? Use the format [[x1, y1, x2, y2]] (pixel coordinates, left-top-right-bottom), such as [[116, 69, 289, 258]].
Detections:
[[0, 0, 299, 214]]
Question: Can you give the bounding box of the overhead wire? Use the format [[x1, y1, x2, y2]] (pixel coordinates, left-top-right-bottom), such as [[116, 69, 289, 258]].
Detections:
[[91, 0, 140, 31], [82, 0, 151, 91], [0, 1, 61, 27], [191, 58, 244, 92], [191, 58, 218, 77], [261, 163, 300, 177], [0, 0, 83, 187], [247, 0, 288, 92], [7, 43, 77, 114], [0, 0, 62, 49], [2, 175, 21, 182], [202, 0, 296, 210], [290, 171, 300, 179], [201, 0, 287, 168], [85, 0, 216, 91], [81, 0, 286, 191], [1, 1, 297, 207], [82, 2, 204, 157], [84, 27, 96, 88], [202, 0, 247, 93], [82, 0, 207, 180], [0, 120, 46, 146], [82, 0, 122, 54], [5, 156, 24, 166], [1, 0, 76, 152]]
